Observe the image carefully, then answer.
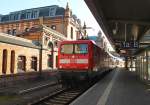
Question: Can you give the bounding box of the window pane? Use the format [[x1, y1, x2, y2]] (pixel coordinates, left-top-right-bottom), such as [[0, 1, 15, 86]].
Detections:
[[61, 44, 73, 54], [74, 44, 88, 54]]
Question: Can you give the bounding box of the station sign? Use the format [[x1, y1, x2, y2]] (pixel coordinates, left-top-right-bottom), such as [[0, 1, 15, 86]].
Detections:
[[121, 41, 139, 49]]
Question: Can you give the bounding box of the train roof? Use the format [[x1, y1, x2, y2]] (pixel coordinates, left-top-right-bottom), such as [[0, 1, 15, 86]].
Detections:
[[59, 40, 110, 55], [60, 40, 96, 44]]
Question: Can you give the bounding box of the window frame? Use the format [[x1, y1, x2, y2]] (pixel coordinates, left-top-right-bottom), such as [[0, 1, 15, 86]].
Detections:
[[60, 43, 88, 54]]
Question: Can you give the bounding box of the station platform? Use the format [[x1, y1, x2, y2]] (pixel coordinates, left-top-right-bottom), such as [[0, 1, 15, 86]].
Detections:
[[71, 68, 150, 105]]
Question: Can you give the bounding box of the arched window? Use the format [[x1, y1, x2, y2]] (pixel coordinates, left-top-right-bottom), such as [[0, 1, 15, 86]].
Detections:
[[47, 42, 54, 68], [47, 55, 53, 68], [54, 41, 58, 47], [10, 50, 15, 74], [2, 49, 7, 74], [48, 42, 53, 50]]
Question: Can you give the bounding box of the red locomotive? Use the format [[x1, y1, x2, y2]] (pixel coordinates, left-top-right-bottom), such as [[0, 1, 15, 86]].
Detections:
[[57, 40, 112, 82]]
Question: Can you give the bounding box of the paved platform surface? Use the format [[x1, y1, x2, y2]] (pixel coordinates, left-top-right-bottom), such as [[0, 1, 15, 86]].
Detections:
[[71, 68, 150, 105]]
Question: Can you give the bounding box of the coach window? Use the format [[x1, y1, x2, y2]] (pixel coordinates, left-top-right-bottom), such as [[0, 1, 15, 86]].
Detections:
[[17, 56, 26, 73], [31, 57, 37, 71], [10, 50, 15, 74], [2, 49, 8, 74]]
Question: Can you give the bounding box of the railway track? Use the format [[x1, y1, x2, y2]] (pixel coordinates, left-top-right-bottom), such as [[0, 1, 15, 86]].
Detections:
[[28, 87, 86, 105], [27, 70, 112, 105]]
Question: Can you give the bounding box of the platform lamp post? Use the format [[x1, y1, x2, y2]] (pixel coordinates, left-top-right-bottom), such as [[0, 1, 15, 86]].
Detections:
[[38, 18, 44, 76], [39, 36, 42, 76], [38, 17, 46, 76], [37, 31, 43, 76]]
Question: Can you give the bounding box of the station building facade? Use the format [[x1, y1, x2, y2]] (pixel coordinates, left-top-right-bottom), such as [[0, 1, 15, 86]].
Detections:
[[0, 4, 82, 40], [0, 25, 68, 75], [0, 4, 84, 75]]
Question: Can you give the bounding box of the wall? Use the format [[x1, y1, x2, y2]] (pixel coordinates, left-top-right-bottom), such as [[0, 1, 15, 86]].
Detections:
[[0, 42, 40, 75]]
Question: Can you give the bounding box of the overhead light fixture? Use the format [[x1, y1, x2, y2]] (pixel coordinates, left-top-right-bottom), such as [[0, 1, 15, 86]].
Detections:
[[113, 22, 118, 35]]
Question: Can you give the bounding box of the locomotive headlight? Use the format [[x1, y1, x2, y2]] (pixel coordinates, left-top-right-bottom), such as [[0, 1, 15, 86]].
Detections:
[[72, 55, 75, 58], [59, 66, 62, 68]]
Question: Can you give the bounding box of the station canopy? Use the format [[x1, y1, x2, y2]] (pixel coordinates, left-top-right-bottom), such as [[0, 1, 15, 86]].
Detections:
[[85, 0, 150, 57]]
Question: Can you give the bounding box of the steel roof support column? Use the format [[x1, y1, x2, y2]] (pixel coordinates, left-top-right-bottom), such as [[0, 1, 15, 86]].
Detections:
[[130, 57, 133, 71], [125, 57, 128, 70]]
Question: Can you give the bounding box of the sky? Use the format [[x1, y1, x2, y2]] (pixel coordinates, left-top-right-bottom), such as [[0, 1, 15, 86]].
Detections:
[[0, 0, 101, 36]]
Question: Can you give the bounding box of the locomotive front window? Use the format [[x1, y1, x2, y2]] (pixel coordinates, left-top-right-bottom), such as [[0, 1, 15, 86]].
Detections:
[[74, 44, 88, 54], [61, 44, 73, 54]]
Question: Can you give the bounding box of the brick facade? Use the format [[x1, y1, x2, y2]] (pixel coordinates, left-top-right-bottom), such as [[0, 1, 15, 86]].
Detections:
[[0, 3, 84, 75], [0, 4, 82, 40]]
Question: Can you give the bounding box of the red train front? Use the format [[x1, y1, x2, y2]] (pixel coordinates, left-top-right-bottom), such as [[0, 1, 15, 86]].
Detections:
[[57, 40, 112, 85], [58, 40, 94, 71]]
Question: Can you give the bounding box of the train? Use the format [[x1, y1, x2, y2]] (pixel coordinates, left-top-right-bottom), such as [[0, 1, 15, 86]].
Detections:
[[57, 40, 114, 84]]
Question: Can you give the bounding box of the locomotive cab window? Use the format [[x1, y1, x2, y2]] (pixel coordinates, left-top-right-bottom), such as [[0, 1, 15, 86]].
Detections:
[[61, 44, 73, 54], [61, 43, 88, 54], [75, 44, 88, 54]]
